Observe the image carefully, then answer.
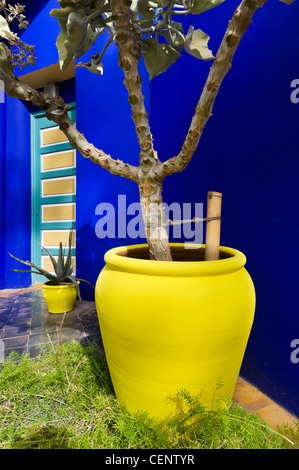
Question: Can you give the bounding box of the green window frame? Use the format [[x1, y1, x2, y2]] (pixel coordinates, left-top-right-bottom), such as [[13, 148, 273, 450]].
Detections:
[[31, 103, 76, 284]]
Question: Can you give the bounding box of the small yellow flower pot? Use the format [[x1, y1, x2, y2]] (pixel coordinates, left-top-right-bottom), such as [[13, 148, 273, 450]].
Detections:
[[95, 244, 255, 419], [42, 282, 78, 314]]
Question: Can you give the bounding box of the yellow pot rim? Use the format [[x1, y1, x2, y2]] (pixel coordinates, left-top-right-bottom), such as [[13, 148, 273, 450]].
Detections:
[[104, 243, 247, 277], [42, 282, 79, 289]]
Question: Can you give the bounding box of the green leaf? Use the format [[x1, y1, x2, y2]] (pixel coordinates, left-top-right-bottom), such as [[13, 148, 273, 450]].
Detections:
[[139, 16, 155, 29], [75, 278, 95, 289], [136, 0, 159, 18], [56, 243, 65, 279], [54, 17, 70, 70], [76, 51, 104, 74], [11, 268, 59, 283], [49, 7, 74, 20], [142, 38, 181, 81], [278, 0, 295, 3], [189, 0, 226, 15], [11, 269, 45, 275], [8, 253, 42, 271], [51, 8, 87, 71], [8, 253, 58, 282], [157, 19, 185, 52], [184, 26, 214, 60], [0, 15, 17, 40], [64, 228, 74, 276], [36, 242, 58, 275], [64, 12, 87, 69], [65, 276, 81, 300], [50, 6, 75, 70], [74, 24, 99, 59]]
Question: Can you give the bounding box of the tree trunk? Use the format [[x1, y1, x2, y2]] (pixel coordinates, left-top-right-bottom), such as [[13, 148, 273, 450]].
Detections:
[[111, 0, 172, 261], [139, 178, 172, 261]]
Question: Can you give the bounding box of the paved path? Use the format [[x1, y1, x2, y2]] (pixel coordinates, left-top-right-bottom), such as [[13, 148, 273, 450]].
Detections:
[[0, 287, 102, 359]]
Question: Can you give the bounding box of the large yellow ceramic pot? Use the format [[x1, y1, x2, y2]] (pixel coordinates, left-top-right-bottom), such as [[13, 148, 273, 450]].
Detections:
[[95, 244, 255, 419]]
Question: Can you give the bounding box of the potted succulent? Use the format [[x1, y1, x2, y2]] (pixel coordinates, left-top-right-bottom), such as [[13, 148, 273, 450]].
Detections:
[[9, 229, 93, 314], [0, 0, 295, 418]]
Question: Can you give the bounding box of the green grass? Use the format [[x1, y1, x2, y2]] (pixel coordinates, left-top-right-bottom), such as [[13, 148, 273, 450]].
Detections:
[[0, 339, 297, 450]]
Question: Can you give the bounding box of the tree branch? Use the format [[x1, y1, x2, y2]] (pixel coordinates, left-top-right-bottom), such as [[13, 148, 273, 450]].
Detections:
[[157, 0, 269, 179], [111, 0, 159, 170], [165, 216, 221, 226], [0, 68, 139, 182]]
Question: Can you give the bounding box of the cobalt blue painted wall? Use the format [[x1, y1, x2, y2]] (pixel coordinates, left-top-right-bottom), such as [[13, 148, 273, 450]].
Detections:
[[0, 99, 6, 290], [17, 0, 61, 76], [3, 97, 31, 288], [150, 0, 299, 416]]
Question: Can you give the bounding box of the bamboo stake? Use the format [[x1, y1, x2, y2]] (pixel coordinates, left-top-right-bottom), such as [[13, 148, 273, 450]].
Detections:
[[205, 191, 222, 261]]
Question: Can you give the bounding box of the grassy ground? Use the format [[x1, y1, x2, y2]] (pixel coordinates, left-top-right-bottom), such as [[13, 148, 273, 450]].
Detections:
[[0, 338, 298, 450]]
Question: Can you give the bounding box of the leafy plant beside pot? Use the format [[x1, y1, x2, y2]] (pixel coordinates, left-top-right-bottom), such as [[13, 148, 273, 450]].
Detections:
[[0, 0, 296, 418], [9, 229, 93, 314]]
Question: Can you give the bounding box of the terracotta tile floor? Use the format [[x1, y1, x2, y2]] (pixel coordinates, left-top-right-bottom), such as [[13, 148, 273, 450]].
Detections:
[[0, 286, 298, 431], [233, 377, 298, 430]]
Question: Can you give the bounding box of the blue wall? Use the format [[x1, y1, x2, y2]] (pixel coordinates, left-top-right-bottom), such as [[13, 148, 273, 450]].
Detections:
[[0, 98, 6, 290], [3, 97, 31, 288], [0, 95, 32, 289], [0, 0, 298, 417], [16, 0, 61, 74], [150, 0, 299, 416]]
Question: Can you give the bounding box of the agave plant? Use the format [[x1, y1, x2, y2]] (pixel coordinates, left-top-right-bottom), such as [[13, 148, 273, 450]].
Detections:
[[8, 228, 93, 300]]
